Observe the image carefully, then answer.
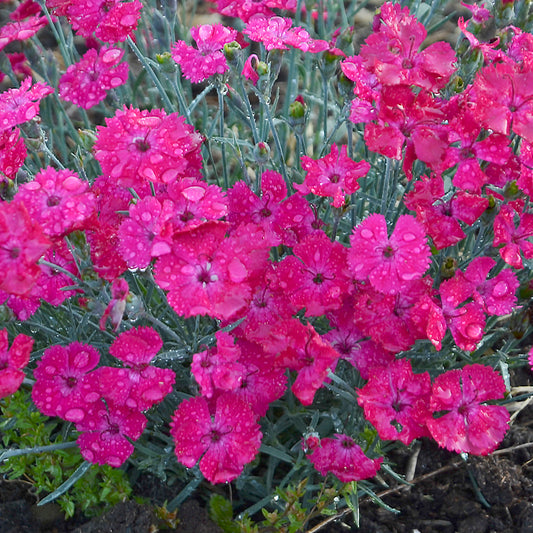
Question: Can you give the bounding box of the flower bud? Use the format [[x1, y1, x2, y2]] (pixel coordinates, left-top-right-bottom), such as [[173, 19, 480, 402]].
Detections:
[[223, 41, 241, 67], [288, 96, 307, 134], [440, 257, 457, 279], [253, 141, 271, 164], [156, 52, 177, 73]]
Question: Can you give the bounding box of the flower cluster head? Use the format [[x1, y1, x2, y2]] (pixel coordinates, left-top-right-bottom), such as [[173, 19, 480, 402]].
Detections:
[[0, 8, 48, 52], [93, 106, 203, 189], [31, 328, 174, 466], [171, 24, 238, 83], [59, 46, 129, 109], [0, 329, 34, 399]]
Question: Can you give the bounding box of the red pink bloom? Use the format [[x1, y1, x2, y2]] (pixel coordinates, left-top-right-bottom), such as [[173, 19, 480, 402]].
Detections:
[[0, 330, 34, 399]]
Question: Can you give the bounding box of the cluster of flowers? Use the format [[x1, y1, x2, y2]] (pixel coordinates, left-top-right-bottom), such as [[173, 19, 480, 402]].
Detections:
[[0, 0, 531, 487]]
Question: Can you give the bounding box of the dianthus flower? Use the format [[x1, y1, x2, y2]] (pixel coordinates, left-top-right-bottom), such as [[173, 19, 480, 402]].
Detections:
[[15, 167, 96, 238], [211, 0, 296, 22], [117, 196, 174, 269], [0, 14, 48, 52], [348, 213, 430, 295], [460, 1, 492, 24], [171, 394, 262, 484], [191, 331, 245, 399], [99, 278, 129, 331], [0, 329, 34, 399], [0, 127, 26, 181], [32, 342, 101, 422], [171, 24, 238, 83], [306, 433, 382, 482], [59, 46, 129, 109], [0, 201, 51, 296], [0, 77, 53, 132], [295, 144, 370, 208], [243, 16, 328, 53], [404, 175, 488, 250], [463, 257, 519, 316], [165, 177, 228, 234], [97, 327, 175, 411], [52, 0, 142, 42], [275, 232, 350, 317], [360, 2, 456, 91], [324, 296, 395, 379], [76, 399, 147, 467], [471, 61, 533, 144], [357, 359, 431, 445], [493, 204, 533, 269], [362, 86, 450, 180], [277, 321, 339, 405], [227, 170, 287, 247], [154, 221, 268, 321], [86, 175, 131, 281], [427, 364, 510, 456], [93, 106, 203, 189]]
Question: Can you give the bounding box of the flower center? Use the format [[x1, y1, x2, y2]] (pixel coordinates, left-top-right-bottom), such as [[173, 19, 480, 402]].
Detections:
[[135, 139, 151, 152], [47, 195, 61, 207]]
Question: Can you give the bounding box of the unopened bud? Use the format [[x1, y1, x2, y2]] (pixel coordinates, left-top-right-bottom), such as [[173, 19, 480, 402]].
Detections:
[[441, 257, 457, 279], [253, 141, 271, 164]]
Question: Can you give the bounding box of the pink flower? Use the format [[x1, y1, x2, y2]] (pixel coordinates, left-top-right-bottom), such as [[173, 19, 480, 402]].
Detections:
[[295, 144, 370, 208], [0, 201, 51, 296], [277, 321, 339, 405], [32, 342, 101, 422], [460, 2, 492, 24], [191, 331, 245, 399], [109, 326, 163, 365], [211, 0, 296, 22], [307, 434, 382, 482], [0, 330, 34, 399], [348, 214, 430, 295], [360, 2, 456, 91], [55, 0, 142, 42], [0, 77, 53, 132], [0, 127, 26, 181], [243, 16, 328, 53], [171, 24, 238, 83], [357, 360, 431, 445], [493, 204, 533, 269], [59, 46, 129, 109], [0, 15, 48, 52], [427, 364, 510, 456], [15, 167, 96, 237], [171, 394, 262, 484], [76, 400, 147, 467], [275, 232, 350, 317], [99, 278, 129, 331], [93, 106, 203, 189]]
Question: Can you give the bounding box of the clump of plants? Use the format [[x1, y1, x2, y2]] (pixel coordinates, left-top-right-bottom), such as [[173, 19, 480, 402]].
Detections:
[[0, 0, 532, 529]]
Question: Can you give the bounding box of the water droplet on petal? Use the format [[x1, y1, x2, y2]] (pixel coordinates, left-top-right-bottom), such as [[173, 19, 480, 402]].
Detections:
[[64, 408, 85, 423], [360, 228, 373, 239], [466, 324, 482, 339], [492, 281, 508, 297], [403, 232, 416, 241]]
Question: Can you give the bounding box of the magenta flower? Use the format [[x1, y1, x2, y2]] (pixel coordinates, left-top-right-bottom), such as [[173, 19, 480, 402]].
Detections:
[[360, 2, 456, 91], [493, 204, 533, 269], [99, 278, 129, 331], [93, 106, 203, 188], [53, 0, 142, 42], [171, 394, 262, 484], [15, 167, 96, 237], [32, 342, 101, 422], [212, 0, 295, 22], [0, 127, 26, 181], [0, 201, 51, 296], [76, 400, 147, 467], [0, 77, 53, 132], [0, 330, 34, 399], [357, 360, 431, 445], [243, 16, 328, 53], [427, 364, 510, 456], [59, 46, 129, 109], [0, 15, 48, 52], [348, 213, 430, 295], [171, 24, 238, 83], [295, 144, 370, 208], [275, 232, 350, 317], [307, 434, 382, 482]]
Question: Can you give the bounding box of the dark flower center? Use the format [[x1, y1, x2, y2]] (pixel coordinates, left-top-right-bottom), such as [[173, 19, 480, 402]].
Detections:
[[47, 195, 61, 207], [135, 139, 151, 152], [383, 245, 395, 258], [329, 174, 341, 184]]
